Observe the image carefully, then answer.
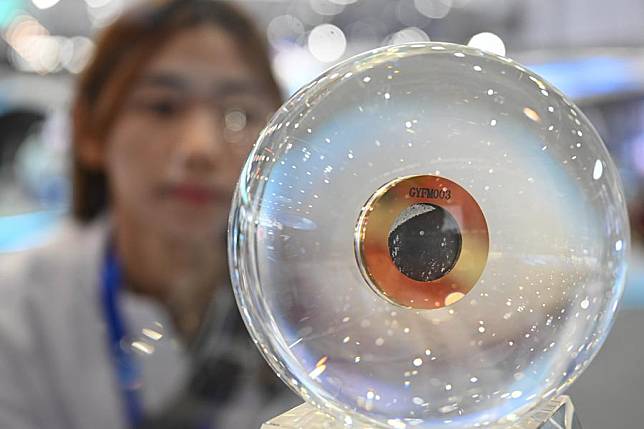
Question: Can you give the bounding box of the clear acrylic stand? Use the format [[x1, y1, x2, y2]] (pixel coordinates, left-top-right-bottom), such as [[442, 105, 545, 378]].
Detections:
[[262, 395, 581, 429]]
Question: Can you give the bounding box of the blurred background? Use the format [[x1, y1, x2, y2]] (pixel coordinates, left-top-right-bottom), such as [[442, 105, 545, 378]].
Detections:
[[0, 0, 642, 427]]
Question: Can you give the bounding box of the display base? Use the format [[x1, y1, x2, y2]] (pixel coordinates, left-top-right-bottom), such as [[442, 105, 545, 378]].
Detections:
[[261, 395, 581, 429]]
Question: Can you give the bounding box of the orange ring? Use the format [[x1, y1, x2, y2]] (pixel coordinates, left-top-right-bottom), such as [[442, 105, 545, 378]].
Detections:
[[354, 175, 489, 310]]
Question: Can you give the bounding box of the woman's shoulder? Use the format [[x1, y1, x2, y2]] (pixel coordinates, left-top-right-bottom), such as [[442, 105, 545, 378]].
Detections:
[[1, 217, 106, 292], [0, 217, 108, 344], [0, 218, 119, 428]]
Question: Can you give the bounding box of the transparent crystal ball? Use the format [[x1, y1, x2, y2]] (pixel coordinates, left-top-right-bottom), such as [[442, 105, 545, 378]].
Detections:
[[228, 43, 629, 428]]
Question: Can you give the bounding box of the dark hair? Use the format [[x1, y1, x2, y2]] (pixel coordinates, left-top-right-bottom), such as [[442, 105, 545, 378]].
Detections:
[[72, 0, 281, 222]]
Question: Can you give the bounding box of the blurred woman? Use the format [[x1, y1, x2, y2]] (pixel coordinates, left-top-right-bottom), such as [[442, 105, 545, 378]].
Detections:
[[0, 1, 297, 428]]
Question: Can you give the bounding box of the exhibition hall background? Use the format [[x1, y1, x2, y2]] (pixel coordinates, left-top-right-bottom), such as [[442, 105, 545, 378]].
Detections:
[[0, 0, 643, 428]]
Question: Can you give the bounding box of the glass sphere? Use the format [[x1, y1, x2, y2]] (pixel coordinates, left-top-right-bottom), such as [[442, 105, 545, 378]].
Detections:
[[228, 43, 629, 428]]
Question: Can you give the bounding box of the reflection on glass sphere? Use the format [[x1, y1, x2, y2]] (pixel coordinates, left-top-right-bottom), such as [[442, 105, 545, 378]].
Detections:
[[229, 42, 629, 428]]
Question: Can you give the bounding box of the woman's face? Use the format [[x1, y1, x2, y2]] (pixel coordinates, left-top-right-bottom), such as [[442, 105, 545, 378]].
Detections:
[[104, 25, 275, 241]]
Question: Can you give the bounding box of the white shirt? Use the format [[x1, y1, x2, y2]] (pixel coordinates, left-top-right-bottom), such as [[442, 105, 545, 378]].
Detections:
[[0, 219, 299, 429]]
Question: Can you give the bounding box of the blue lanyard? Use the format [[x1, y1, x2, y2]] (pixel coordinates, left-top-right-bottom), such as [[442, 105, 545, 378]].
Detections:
[[101, 243, 144, 428]]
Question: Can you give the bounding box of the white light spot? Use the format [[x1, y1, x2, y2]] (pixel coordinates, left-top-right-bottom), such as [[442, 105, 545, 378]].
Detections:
[[470, 377, 478, 383], [490, 119, 497, 126], [511, 390, 523, 399], [445, 384, 452, 391], [468, 32, 506, 56], [384, 92, 391, 100], [131, 341, 154, 355], [142, 328, 163, 341], [616, 240, 623, 251], [308, 24, 346, 62], [362, 76, 371, 83], [413, 358, 423, 367], [473, 65, 482, 72], [580, 299, 590, 310], [375, 337, 385, 346], [32, 0, 61, 9], [425, 348, 432, 356], [593, 160, 603, 180]]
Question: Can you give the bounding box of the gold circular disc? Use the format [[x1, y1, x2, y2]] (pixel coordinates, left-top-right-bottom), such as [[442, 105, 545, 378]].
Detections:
[[354, 175, 489, 310]]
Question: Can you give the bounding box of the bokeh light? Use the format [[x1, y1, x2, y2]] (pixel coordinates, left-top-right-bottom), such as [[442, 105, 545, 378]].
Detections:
[[267, 15, 305, 49], [63, 36, 95, 74], [84, 0, 114, 7], [5, 15, 52, 73], [309, 0, 345, 16], [86, 0, 124, 28], [308, 23, 347, 62], [32, 0, 61, 10], [414, 0, 453, 19], [3, 14, 95, 75], [468, 31, 506, 56], [383, 26, 430, 45]]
